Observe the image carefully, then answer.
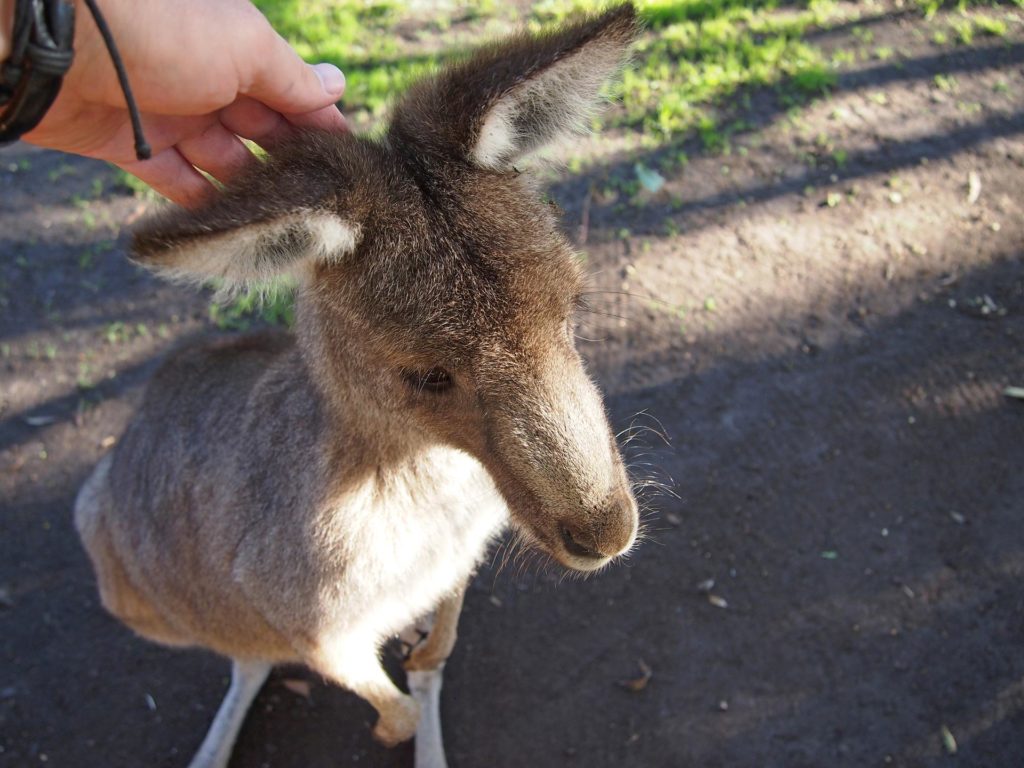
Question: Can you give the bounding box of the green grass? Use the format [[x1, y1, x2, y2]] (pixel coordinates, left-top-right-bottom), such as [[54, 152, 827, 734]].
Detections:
[[211, 0, 1015, 329], [916, 0, 1023, 18], [251, 0, 1020, 158], [253, 0, 848, 144]]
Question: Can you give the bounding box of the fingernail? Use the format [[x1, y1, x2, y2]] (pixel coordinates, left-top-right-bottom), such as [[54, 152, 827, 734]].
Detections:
[[313, 63, 346, 98]]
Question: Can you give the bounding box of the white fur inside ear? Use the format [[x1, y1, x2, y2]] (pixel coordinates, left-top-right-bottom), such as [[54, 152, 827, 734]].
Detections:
[[147, 211, 360, 290], [472, 100, 518, 170], [308, 213, 360, 261], [469, 38, 625, 169]]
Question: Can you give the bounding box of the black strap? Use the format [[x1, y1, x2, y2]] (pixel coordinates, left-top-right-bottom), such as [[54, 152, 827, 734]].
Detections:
[[0, 0, 74, 141], [1, 0, 150, 160], [80, 0, 149, 160]]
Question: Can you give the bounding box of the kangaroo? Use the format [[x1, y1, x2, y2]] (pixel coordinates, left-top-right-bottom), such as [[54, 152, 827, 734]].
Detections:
[[73, 6, 641, 768]]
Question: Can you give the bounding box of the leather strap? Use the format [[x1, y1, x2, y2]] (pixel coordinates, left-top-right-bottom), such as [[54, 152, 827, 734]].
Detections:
[[0, 0, 75, 144]]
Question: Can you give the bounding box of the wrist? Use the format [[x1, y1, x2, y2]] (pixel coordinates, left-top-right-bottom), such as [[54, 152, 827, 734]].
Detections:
[[1, 0, 77, 144]]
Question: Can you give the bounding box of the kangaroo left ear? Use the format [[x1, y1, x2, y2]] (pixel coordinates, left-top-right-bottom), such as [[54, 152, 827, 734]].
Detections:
[[470, 5, 639, 169], [390, 4, 640, 171]]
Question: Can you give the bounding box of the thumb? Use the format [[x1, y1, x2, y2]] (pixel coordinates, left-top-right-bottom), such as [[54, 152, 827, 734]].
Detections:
[[243, 31, 346, 116]]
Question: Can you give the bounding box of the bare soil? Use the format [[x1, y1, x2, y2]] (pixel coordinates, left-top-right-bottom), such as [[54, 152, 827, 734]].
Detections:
[[2, 6, 1023, 768]]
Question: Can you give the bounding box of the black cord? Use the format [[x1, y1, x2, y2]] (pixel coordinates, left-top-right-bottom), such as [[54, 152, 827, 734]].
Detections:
[[81, 0, 150, 160]]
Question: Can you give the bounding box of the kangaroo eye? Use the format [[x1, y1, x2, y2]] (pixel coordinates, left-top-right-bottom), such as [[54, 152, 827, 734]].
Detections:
[[403, 367, 454, 394]]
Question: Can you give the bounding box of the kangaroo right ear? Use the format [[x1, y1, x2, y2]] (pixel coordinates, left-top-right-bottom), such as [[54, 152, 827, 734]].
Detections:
[[390, 4, 640, 170], [131, 135, 364, 290]]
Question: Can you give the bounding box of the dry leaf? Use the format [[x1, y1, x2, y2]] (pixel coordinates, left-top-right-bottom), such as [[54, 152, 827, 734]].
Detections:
[[967, 171, 981, 205], [618, 659, 653, 692]]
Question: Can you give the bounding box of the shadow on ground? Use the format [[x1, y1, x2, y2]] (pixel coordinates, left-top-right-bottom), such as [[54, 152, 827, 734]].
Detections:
[[2, 250, 1021, 767], [2, 4, 1023, 767]]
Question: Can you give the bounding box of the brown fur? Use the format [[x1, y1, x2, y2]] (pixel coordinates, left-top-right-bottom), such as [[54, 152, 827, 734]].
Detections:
[[75, 6, 642, 765]]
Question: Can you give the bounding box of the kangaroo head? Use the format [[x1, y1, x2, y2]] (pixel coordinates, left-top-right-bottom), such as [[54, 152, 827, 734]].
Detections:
[[131, 5, 641, 572]]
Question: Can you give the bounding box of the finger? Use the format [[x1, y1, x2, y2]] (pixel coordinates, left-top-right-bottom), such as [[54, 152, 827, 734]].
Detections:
[[241, 24, 347, 114], [219, 97, 293, 148], [176, 123, 254, 185], [118, 148, 216, 209], [283, 103, 348, 132]]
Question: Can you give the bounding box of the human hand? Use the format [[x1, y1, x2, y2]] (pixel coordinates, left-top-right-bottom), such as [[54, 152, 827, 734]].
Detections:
[[15, 0, 348, 206]]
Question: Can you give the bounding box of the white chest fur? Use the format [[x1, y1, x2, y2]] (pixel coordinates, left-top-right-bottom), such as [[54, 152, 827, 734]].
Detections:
[[315, 447, 508, 645]]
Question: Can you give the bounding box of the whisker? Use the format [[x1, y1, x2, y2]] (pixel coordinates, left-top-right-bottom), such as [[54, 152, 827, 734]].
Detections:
[[580, 289, 677, 311], [576, 307, 632, 322]]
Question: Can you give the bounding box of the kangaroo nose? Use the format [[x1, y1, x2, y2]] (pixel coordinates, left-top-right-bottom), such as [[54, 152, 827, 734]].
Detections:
[[559, 492, 638, 562], [559, 524, 605, 560]]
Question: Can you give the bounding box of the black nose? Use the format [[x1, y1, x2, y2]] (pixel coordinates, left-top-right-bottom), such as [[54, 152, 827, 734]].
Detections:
[[560, 524, 605, 559]]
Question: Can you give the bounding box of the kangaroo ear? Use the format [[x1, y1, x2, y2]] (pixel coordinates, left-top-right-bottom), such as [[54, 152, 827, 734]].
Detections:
[[131, 136, 363, 290], [390, 4, 640, 170]]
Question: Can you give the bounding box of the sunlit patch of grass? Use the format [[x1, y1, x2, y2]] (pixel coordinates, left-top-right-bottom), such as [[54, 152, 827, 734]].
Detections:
[[245, 0, 1013, 184], [254, 0, 846, 147], [965, 14, 1008, 38], [916, 0, 1023, 18], [531, 0, 844, 145], [253, 0, 1019, 169], [916, 0, 1019, 46], [942, 11, 1011, 45]]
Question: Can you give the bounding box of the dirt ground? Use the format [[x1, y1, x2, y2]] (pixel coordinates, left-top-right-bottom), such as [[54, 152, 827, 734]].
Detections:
[[2, 5, 1023, 768]]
